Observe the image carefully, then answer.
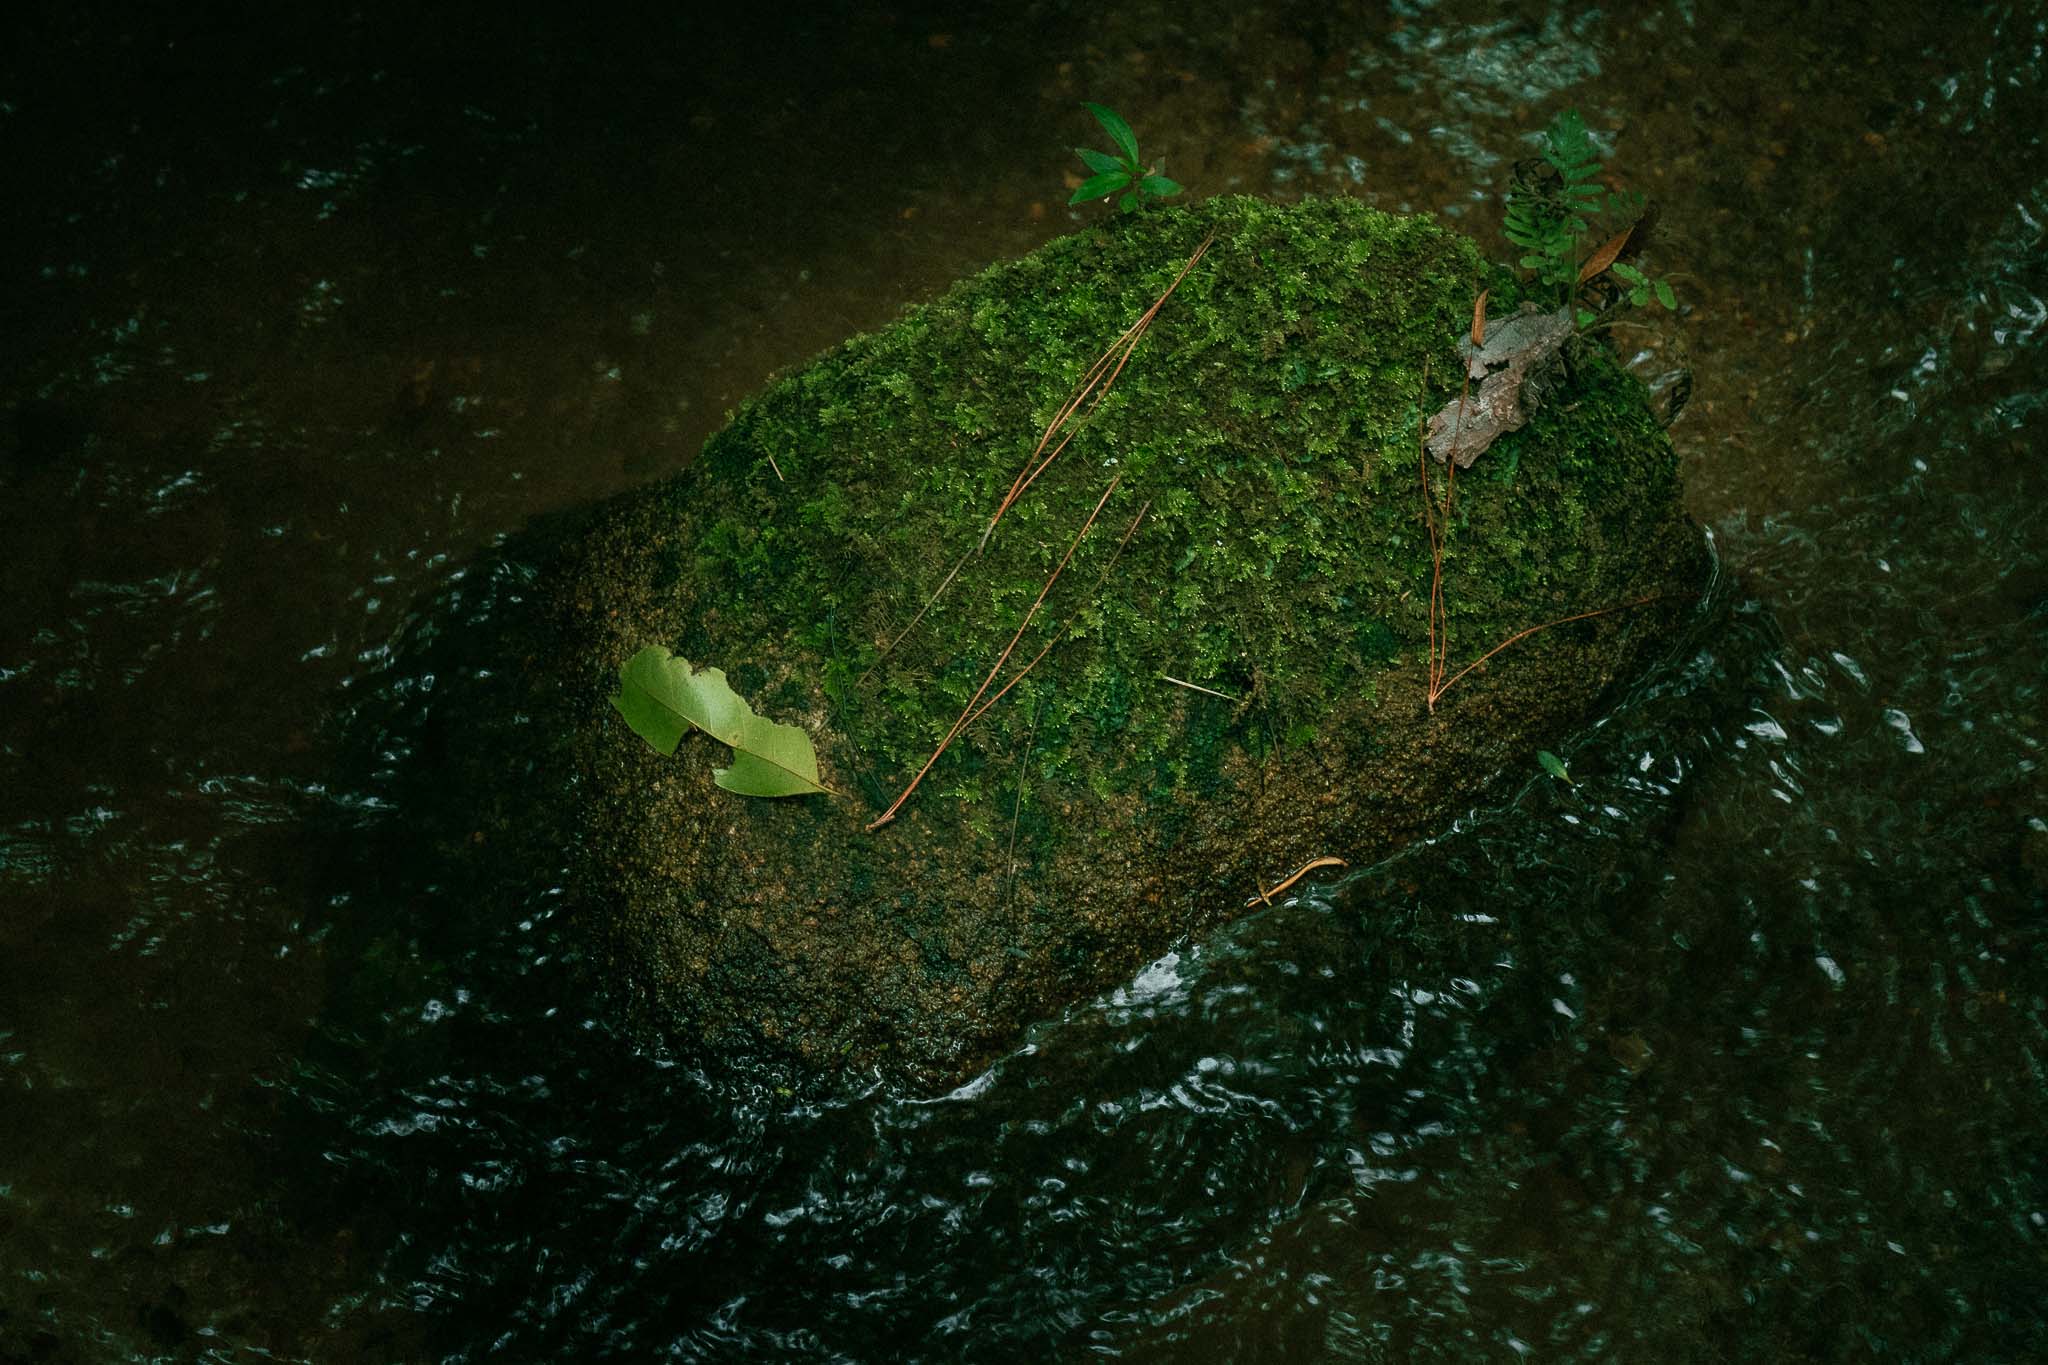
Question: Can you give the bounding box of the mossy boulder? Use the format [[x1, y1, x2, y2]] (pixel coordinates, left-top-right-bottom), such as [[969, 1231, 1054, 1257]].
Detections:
[[509, 195, 1705, 1084]]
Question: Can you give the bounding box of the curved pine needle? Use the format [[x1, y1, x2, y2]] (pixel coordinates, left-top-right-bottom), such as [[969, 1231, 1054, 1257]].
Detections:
[[1429, 593, 1667, 703], [961, 501, 1149, 732], [1247, 856, 1349, 908], [1159, 674, 1237, 700], [981, 232, 1213, 549]]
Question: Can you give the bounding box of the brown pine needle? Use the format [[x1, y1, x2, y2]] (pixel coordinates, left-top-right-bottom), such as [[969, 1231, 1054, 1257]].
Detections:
[[1429, 593, 1667, 704], [1417, 293, 1672, 711], [961, 500, 1150, 732], [873, 236, 1209, 675], [981, 232, 1213, 550], [1160, 674, 1238, 701], [1420, 337, 1476, 710], [1247, 856, 1348, 908], [1003, 700, 1040, 910], [866, 475, 1123, 833], [962, 634, 1061, 731]]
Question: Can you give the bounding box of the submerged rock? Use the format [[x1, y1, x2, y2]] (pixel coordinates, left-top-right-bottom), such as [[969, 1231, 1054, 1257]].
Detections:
[[436, 196, 1707, 1085]]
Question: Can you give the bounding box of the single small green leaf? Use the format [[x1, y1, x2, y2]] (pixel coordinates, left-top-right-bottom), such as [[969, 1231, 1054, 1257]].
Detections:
[[1139, 174, 1182, 198], [1068, 169, 1132, 205], [1654, 279, 1677, 310], [1630, 286, 1650, 306], [1118, 188, 1139, 211], [610, 645, 832, 797], [1075, 146, 1125, 176], [1085, 101, 1141, 166], [1537, 749, 1574, 785], [1576, 307, 1597, 328], [1611, 262, 1645, 283]]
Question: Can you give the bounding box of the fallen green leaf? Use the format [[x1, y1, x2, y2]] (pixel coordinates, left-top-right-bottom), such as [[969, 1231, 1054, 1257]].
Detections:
[[1537, 749, 1574, 785], [610, 645, 834, 797]]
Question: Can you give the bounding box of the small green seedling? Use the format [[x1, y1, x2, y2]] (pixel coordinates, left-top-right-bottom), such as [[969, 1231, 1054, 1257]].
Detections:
[[1610, 261, 1677, 312], [1537, 749, 1574, 785], [1070, 102, 1182, 213], [1503, 108, 1677, 328]]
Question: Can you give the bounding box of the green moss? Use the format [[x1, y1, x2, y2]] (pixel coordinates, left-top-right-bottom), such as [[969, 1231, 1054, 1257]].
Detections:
[[535, 194, 1704, 1082], [658, 197, 1666, 822]]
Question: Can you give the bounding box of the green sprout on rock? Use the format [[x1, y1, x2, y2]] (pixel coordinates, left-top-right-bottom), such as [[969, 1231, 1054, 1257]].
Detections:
[[1070, 102, 1182, 213], [1504, 108, 1677, 328]]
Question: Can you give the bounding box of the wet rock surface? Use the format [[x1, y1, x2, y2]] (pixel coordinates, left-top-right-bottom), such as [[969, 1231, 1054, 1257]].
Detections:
[[429, 196, 1708, 1085]]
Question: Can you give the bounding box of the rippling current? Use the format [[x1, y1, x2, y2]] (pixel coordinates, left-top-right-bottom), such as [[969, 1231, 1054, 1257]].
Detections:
[[3, 2, 2045, 1359]]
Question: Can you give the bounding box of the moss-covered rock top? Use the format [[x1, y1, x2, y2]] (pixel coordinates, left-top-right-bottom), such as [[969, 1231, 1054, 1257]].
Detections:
[[683, 199, 1459, 801], [522, 194, 1705, 1083]]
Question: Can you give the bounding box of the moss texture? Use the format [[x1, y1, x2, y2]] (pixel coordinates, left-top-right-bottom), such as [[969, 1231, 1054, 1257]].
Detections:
[[521, 195, 1706, 1084]]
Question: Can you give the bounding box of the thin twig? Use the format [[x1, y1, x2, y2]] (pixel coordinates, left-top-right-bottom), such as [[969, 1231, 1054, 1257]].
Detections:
[[866, 475, 1122, 833], [981, 233, 1213, 550], [1160, 674, 1238, 701], [960, 500, 1150, 731], [1429, 593, 1667, 702], [981, 323, 1142, 551], [961, 634, 1061, 731], [868, 235, 1211, 689], [1579, 318, 1664, 338], [767, 453, 786, 483], [1413, 293, 1677, 713], [1247, 856, 1349, 908], [1424, 348, 1475, 709]]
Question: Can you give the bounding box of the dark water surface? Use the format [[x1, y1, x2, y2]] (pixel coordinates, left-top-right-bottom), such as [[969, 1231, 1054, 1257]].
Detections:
[[4, 2, 2046, 1359]]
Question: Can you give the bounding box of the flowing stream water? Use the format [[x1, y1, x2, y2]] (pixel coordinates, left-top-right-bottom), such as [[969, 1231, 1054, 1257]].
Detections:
[[3, 2, 2045, 1359]]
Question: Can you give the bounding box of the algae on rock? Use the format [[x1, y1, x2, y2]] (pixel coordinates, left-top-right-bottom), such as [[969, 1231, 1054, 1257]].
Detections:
[[507, 195, 1706, 1084]]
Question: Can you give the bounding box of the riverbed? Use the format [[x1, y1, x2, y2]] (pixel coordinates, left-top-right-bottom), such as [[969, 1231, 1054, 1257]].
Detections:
[[3, 1, 2044, 1358]]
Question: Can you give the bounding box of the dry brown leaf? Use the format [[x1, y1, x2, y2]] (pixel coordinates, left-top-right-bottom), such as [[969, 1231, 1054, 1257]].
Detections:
[[1470, 289, 1490, 348], [1577, 226, 1634, 285]]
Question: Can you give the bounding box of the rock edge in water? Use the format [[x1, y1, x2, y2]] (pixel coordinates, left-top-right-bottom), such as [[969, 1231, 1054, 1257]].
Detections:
[[464, 195, 1708, 1085]]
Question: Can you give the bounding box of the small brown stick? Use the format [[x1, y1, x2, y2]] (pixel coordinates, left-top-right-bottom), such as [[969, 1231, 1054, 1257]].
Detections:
[[1247, 856, 1349, 908], [1418, 296, 1489, 712], [960, 500, 1150, 731], [980, 323, 1141, 551], [1424, 360, 1475, 708], [866, 475, 1123, 832], [1160, 674, 1238, 701], [867, 237, 1208, 673], [960, 634, 1061, 731], [766, 453, 786, 483], [981, 233, 1213, 550]]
